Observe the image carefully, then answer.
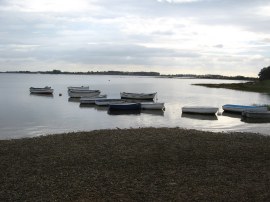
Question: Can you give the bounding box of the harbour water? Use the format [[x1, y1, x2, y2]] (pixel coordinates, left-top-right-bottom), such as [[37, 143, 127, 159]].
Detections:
[[0, 73, 269, 139]]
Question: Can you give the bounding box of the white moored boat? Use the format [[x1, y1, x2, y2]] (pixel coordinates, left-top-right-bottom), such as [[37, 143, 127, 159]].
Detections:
[[68, 86, 89, 91], [80, 95, 107, 104], [140, 102, 165, 110], [30, 86, 53, 94], [120, 92, 157, 100], [68, 89, 100, 98], [182, 106, 219, 115], [222, 104, 268, 113]]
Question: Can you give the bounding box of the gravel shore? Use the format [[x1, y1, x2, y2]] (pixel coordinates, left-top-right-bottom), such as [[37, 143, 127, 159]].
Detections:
[[1, 127, 270, 201]]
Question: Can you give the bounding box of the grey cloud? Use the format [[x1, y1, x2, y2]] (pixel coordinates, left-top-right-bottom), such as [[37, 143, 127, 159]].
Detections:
[[91, 0, 270, 35], [151, 30, 175, 35], [0, 0, 269, 76], [52, 44, 200, 65], [214, 44, 223, 48], [0, 43, 200, 66]]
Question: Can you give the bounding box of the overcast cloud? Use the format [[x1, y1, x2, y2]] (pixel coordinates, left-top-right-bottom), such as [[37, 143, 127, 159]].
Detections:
[[0, 0, 270, 76]]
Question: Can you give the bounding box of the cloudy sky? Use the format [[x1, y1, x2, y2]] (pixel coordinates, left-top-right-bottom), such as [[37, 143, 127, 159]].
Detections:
[[0, 0, 270, 76]]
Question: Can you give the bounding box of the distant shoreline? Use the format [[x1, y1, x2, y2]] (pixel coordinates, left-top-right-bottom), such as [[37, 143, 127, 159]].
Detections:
[[193, 80, 270, 94], [0, 70, 256, 81], [1, 127, 270, 201]]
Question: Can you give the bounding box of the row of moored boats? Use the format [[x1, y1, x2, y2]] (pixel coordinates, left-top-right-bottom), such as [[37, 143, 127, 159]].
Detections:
[[30, 86, 165, 111], [29, 86, 269, 118], [181, 104, 270, 119]]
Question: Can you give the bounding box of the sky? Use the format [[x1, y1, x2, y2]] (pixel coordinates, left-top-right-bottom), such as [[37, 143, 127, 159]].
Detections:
[[0, 0, 270, 76]]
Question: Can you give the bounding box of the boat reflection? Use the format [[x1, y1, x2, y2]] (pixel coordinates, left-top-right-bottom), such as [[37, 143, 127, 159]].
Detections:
[[79, 104, 108, 111], [141, 109, 164, 116], [79, 103, 94, 107], [124, 99, 154, 103], [181, 113, 218, 120], [241, 117, 270, 124], [108, 109, 141, 115], [68, 98, 81, 103], [30, 93, 54, 98], [221, 112, 242, 119]]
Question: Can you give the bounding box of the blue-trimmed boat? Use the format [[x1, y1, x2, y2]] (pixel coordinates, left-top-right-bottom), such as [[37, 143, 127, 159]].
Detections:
[[222, 104, 268, 113], [109, 103, 141, 110]]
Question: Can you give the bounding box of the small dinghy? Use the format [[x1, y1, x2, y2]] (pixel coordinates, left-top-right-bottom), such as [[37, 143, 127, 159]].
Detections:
[[109, 103, 141, 110], [95, 99, 125, 106], [242, 111, 270, 119], [222, 104, 268, 113], [108, 109, 141, 115], [120, 92, 157, 100], [68, 89, 100, 98], [182, 106, 219, 115], [67, 86, 89, 91], [140, 102, 165, 110], [30, 86, 53, 94], [80, 95, 107, 104]]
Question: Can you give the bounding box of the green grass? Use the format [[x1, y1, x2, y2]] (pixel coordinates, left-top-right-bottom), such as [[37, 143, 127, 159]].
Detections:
[[193, 80, 270, 93]]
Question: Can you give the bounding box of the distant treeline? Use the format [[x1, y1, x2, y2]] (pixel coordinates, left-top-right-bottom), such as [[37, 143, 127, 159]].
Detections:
[[165, 74, 256, 81], [4, 70, 160, 76], [2, 70, 256, 80]]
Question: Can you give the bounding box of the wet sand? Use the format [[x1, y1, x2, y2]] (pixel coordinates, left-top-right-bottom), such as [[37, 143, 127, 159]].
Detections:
[[1, 127, 270, 201]]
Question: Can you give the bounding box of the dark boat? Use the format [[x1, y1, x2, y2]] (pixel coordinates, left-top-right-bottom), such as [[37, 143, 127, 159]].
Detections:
[[108, 109, 141, 115], [109, 103, 141, 110]]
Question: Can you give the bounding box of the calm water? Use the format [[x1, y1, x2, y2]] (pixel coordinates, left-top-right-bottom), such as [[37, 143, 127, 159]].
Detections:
[[0, 73, 270, 139]]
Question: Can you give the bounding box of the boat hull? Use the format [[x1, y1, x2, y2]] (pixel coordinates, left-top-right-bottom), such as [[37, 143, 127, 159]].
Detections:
[[141, 102, 165, 110], [182, 106, 218, 115], [243, 111, 270, 119], [68, 86, 89, 91], [80, 95, 107, 104], [30, 87, 53, 94], [223, 104, 268, 113], [120, 92, 157, 100], [109, 103, 141, 110], [68, 90, 100, 98], [108, 109, 141, 115], [95, 99, 125, 106]]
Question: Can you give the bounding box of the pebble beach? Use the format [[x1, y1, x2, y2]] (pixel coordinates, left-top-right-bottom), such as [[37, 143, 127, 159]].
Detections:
[[1, 127, 270, 201]]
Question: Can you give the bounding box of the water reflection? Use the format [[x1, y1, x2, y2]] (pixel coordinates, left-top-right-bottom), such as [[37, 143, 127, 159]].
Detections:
[[141, 109, 164, 116], [108, 109, 141, 115], [68, 98, 81, 102], [2, 74, 270, 138], [79, 103, 95, 108], [241, 117, 270, 124], [221, 112, 242, 119], [181, 113, 218, 120], [125, 99, 154, 103], [79, 104, 108, 111], [30, 93, 54, 98]]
